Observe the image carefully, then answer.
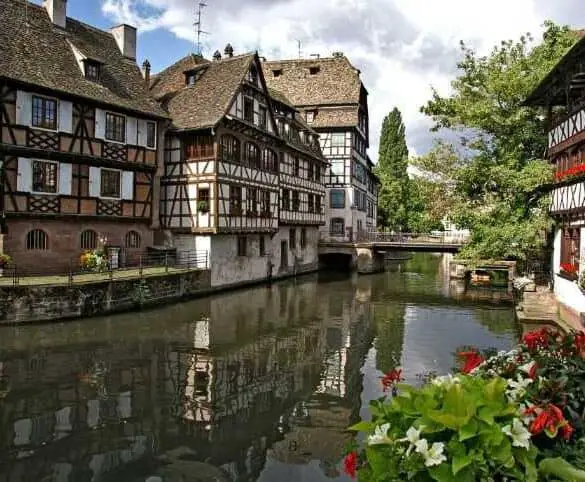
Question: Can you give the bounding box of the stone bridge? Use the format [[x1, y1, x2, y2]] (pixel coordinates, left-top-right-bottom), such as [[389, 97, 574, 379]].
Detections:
[[318, 232, 470, 274]]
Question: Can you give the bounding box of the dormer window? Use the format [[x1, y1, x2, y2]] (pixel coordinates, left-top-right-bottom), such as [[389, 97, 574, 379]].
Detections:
[[186, 73, 196, 86], [272, 69, 282, 78], [185, 67, 207, 86], [309, 66, 320, 75], [249, 66, 259, 86], [306, 110, 316, 123], [83, 60, 102, 82]]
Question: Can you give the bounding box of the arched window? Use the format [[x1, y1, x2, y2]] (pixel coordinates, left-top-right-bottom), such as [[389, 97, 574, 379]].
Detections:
[[26, 229, 48, 250], [245, 142, 261, 169], [220, 135, 240, 162], [330, 218, 345, 235], [80, 230, 98, 250], [262, 148, 278, 173], [125, 231, 141, 249]]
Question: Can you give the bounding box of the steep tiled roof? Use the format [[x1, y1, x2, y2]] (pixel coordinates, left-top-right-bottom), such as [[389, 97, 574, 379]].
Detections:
[[267, 88, 296, 110], [0, 0, 166, 118], [309, 106, 359, 129], [262, 56, 363, 107], [152, 53, 256, 130]]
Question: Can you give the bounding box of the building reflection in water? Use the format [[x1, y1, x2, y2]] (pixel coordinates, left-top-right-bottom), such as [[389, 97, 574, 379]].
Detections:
[[0, 274, 376, 482]]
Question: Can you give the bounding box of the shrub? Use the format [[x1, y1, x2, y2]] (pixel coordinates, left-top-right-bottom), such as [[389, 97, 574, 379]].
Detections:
[[0, 254, 11, 268], [80, 250, 109, 272]]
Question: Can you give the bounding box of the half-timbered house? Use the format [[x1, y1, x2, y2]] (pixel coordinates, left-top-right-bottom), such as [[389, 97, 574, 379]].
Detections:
[[0, 0, 167, 273], [152, 47, 327, 288], [524, 32, 585, 328], [262, 54, 379, 242]]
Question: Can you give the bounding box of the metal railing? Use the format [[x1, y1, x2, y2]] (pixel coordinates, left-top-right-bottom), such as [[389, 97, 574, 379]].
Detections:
[[0, 250, 209, 287], [320, 230, 471, 245]]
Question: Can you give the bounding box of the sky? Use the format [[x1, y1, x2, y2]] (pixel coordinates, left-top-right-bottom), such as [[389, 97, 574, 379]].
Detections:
[[32, 0, 585, 161]]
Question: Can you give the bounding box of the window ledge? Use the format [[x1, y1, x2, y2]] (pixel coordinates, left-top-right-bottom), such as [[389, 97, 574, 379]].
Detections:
[[557, 270, 578, 282]]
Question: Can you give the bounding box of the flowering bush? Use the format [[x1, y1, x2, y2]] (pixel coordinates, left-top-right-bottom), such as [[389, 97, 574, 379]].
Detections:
[[344, 328, 585, 481], [560, 263, 578, 275], [555, 163, 585, 181], [0, 254, 11, 268], [80, 250, 109, 272]]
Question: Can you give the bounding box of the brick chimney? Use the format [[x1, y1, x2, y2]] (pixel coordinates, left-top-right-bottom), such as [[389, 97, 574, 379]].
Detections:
[[111, 24, 137, 60], [142, 59, 151, 86], [43, 0, 67, 28]]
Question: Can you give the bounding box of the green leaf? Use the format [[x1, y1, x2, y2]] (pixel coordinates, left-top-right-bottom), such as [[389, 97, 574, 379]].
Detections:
[[429, 463, 458, 482], [347, 421, 375, 432], [539, 458, 585, 481], [452, 453, 473, 475], [459, 419, 479, 442], [427, 411, 466, 430]]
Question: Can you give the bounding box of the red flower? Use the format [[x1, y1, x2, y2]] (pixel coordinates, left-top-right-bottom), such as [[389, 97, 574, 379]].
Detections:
[[381, 368, 403, 392], [561, 423, 575, 441], [529, 411, 548, 434], [522, 327, 555, 351], [344, 451, 358, 479], [526, 404, 569, 439], [458, 351, 484, 374], [574, 332, 585, 354], [560, 263, 578, 274], [528, 362, 538, 380]]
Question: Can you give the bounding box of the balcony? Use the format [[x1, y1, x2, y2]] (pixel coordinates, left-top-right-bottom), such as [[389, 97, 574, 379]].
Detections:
[[548, 104, 585, 155]]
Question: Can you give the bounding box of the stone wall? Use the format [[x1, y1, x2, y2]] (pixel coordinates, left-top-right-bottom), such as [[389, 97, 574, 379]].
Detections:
[[0, 270, 211, 325]]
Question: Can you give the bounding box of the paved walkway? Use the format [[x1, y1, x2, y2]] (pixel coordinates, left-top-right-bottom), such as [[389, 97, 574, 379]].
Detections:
[[516, 287, 571, 333]]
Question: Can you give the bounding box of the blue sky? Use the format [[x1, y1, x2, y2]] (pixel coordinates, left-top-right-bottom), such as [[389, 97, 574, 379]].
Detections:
[[31, 0, 585, 160]]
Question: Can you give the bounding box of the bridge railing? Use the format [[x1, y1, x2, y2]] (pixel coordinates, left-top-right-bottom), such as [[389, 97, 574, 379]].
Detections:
[[321, 230, 470, 245]]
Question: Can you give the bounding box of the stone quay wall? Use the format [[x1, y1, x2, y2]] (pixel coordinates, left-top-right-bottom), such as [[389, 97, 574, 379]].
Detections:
[[0, 270, 211, 325]]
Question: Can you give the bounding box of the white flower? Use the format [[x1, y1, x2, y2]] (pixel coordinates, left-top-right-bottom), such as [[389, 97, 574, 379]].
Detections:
[[505, 375, 533, 402], [398, 426, 423, 455], [368, 423, 392, 445], [432, 374, 460, 389], [502, 418, 531, 450], [519, 361, 536, 375], [415, 439, 447, 467]]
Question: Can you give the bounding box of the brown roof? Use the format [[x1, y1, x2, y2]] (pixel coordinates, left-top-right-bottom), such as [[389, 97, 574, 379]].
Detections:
[[262, 55, 363, 107], [309, 106, 359, 129], [151, 53, 256, 130], [0, 0, 166, 118]]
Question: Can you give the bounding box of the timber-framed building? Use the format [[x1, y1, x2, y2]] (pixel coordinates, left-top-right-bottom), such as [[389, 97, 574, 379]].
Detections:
[[525, 32, 585, 328], [0, 0, 167, 273], [262, 54, 379, 241], [151, 46, 327, 288]]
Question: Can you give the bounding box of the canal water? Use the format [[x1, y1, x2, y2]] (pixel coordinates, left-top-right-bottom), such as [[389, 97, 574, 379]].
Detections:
[[0, 254, 518, 482]]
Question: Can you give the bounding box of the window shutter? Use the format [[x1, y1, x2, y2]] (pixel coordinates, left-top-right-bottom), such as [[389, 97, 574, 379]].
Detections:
[[58, 163, 72, 195], [122, 171, 134, 200], [94, 109, 105, 139], [59, 101, 73, 134], [17, 158, 32, 192], [89, 167, 100, 197], [16, 91, 32, 126], [126, 117, 137, 145], [137, 119, 146, 147]]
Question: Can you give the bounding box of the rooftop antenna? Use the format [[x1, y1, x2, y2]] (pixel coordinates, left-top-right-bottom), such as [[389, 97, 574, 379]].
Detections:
[[296, 39, 302, 59], [194, 1, 209, 56]]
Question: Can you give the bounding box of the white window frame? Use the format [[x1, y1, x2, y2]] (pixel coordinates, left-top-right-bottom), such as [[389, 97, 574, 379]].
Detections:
[[99, 167, 122, 200], [31, 159, 59, 195]]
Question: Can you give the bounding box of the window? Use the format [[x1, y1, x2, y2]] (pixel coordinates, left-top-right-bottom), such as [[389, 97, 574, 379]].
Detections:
[[26, 229, 48, 250], [282, 189, 290, 211], [247, 187, 258, 215], [316, 195, 322, 214], [330, 218, 345, 235], [221, 135, 240, 162], [230, 185, 242, 215], [292, 190, 300, 212], [185, 134, 213, 159], [560, 228, 580, 276], [32, 96, 57, 130], [146, 122, 156, 149], [294, 157, 300, 177], [309, 66, 320, 75], [308, 162, 314, 180], [306, 111, 315, 123], [308, 193, 315, 213], [263, 148, 278, 173], [245, 142, 261, 169], [125, 231, 141, 248], [272, 69, 282, 77], [244, 97, 254, 123], [259, 106, 267, 130], [249, 66, 259, 85], [315, 163, 321, 182], [85, 61, 101, 82], [32, 160, 58, 194], [289, 228, 296, 250], [100, 169, 121, 198], [80, 230, 98, 250], [259, 236, 266, 256], [237, 236, 247, 256], [105, 112, 126, 143], [261, 190, 271, 216], [330, 189, 345, 209], [198, 187, 210, 213], [331, 133, 345, 147], [300, 228, 307, 249]]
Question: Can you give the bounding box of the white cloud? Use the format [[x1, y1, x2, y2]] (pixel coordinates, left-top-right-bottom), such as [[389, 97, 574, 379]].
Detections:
[[100, 0, 581, 161]]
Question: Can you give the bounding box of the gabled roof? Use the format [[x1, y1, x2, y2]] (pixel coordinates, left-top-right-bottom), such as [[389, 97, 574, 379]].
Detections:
[[0, 0, 166, 118], [151, 53, 257, 130], [309, 106, 359, 129], [262, 55, 364, 107]]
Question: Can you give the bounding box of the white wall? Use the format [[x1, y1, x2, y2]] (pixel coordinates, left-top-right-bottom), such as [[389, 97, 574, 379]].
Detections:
[[553, 228, 585, 314]]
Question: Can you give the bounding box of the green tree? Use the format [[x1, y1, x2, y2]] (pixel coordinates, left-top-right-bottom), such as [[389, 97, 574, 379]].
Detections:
[[376, 108, 409, 231], [418, 21, 579, 262]]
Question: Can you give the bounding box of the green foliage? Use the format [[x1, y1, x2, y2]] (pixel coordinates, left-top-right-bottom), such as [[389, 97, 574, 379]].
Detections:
[[376, 107, 410, 231], [348, 375, 539, 481], [80, 250, 109, 272], [417, 21, 580, 261]]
